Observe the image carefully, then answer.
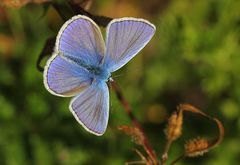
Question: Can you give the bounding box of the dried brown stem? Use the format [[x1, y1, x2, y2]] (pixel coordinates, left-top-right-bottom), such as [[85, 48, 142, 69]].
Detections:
[[110, 80, 158, 165], [69, 1, 113, 27], [160, 140, 171, 165]]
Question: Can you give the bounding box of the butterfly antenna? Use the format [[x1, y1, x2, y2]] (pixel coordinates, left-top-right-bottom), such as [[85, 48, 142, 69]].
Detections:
[[111, 73, 125, 79], [111, 67, 141, 79]]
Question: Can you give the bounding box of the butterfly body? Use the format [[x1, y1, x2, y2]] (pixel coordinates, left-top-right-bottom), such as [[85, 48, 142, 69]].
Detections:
[[61, 54, 111, 82], [44, 15, 155, 135]]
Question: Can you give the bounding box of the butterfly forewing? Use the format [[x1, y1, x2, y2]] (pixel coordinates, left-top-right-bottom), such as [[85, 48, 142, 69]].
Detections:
[[69, 82, 109, 136], [56, 15, 105, 66], [104, 18, 156, 72]]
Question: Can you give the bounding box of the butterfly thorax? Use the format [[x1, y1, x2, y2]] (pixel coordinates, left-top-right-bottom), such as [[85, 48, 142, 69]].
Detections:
[[92, 67, 111, 82]]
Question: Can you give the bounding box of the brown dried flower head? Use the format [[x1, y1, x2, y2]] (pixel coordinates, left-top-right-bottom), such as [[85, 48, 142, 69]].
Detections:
[[166, 111, 183, 141], [118, 126, 145, 146], [0, 0, 50, 8], [185, 137, 209, 157]]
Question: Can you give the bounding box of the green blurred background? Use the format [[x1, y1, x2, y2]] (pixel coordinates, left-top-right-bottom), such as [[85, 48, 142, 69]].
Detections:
[[0, 0, 240, 164]]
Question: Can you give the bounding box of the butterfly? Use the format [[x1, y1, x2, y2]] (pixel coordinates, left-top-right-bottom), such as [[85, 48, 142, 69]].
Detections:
[[43, 15, 155, 136]]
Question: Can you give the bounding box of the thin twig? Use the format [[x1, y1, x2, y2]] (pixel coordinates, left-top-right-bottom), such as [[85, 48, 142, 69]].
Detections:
[[36, 36, 56, 72], [160, 140, 172, 165], [52, 2, 70, 21], [169, 154, 185, 165], [69, 1, 113, 27]]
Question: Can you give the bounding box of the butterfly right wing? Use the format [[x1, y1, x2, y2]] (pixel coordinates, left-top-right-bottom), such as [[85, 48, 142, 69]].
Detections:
[[104, 18, 155, 72], [69, 82, 109, 136], [43, 54, 92, 97]]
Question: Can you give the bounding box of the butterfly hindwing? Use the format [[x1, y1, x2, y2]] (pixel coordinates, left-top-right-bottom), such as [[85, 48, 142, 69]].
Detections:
[[44, 54, 92, 97], [69, 82, 109, 136], [104, 18, 156, 72]]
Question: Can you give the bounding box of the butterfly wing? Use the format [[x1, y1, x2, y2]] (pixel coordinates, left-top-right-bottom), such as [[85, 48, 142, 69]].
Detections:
[[56, 15, 105, 66], [104, 18, 156, 72], [44, 54, 92, 97], [69, 82, 109, 136]]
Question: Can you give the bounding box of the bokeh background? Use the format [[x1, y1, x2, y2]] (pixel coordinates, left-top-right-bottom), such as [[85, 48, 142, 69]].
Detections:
[[0, 0, 240, 164]]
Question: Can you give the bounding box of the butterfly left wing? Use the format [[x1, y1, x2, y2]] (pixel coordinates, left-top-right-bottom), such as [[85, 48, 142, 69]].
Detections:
[[103, 18, 156, 72], [69, 82, 109, 136]]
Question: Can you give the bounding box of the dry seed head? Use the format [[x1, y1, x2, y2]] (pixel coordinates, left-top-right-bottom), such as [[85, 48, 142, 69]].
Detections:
[[118, 126, 144, 146], [166, 111, 183, 141], [185, 137, 209, 157]]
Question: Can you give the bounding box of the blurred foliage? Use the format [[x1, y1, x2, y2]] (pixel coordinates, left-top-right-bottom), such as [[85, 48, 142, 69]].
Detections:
[[0, 0, 240, 164]]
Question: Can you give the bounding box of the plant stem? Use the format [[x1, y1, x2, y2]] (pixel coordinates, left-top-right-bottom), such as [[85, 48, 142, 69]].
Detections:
[[110, 80, 158, 164], [169, 154, 185, 165], [160, 139, 173, 165]]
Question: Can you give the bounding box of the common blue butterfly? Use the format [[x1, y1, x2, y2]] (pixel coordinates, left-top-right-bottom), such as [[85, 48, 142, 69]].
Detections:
[[43, 15, 155, 136]]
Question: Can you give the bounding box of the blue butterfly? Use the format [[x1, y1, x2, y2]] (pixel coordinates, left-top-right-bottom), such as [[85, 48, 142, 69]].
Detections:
[[43, 15, 155, 136]]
